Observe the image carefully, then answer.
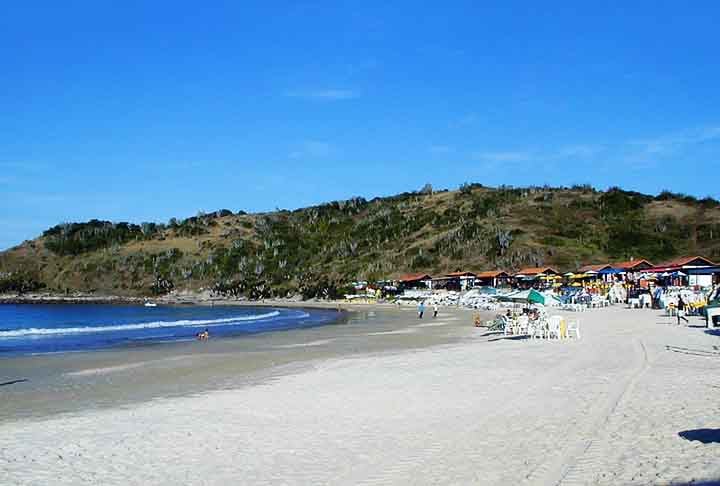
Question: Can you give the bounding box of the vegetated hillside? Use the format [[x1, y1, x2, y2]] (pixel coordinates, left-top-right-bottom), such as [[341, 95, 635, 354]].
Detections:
[[2, 185, 720, 298]]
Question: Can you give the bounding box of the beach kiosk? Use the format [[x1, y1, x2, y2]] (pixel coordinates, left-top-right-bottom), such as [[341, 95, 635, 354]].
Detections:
[[432, 271, 477, 291], [398, 273, 433, 291], [578, 264, 613, 274], [648, 256, 717, 287], [475, 270, 511, 288], [515, 267, 559, 289], [613, 259, 654, 273]]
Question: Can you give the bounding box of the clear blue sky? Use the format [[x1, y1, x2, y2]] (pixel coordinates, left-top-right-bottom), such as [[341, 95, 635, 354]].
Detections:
[[2, 1, 719, 250]]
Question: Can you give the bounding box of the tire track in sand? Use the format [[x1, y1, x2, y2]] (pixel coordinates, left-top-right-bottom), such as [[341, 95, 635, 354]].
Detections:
[[525, 338, 649, 486], [353, 339, 621, 486]]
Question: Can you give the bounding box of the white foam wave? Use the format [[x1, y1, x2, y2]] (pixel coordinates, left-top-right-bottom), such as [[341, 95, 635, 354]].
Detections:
[[0, 310, 282, 338]]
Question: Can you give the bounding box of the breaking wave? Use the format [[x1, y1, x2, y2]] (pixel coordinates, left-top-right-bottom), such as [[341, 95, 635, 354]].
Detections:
[[0, 310, 285, 338]]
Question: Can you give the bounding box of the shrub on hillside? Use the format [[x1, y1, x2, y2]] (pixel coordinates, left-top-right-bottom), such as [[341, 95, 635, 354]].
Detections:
[[44, 220, 150, 255], [0, 272, 44, 294]]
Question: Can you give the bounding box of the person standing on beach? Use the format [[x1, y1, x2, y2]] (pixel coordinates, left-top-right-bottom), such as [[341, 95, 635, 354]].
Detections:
[[677, 296, 689, 325], [418, 301, 425, 319], [432, 303, 439, 318]]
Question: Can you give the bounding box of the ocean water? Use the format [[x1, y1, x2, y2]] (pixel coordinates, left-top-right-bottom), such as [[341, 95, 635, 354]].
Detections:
[[0, 304, 340, 356]]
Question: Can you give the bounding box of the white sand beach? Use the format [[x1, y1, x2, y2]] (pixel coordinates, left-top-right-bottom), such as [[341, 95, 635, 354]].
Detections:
[[1, 306, 719, 485]]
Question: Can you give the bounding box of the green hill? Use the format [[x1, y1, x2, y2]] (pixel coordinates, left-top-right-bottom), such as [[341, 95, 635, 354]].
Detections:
[[2, 185, 719, 298]]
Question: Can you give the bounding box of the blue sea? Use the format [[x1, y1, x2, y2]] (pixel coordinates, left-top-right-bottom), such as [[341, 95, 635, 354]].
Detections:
[[0, 304, 340, 356]]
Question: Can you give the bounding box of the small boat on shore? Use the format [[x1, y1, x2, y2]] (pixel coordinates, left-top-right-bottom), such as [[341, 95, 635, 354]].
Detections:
[[144, 301, 158, 308]]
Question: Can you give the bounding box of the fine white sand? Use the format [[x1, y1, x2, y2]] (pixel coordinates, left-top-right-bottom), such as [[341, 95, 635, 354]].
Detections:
[[1, 307, 719, 485]]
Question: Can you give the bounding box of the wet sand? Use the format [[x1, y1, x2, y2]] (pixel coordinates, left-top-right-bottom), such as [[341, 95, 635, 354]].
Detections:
[[0, 305, 480, 422]]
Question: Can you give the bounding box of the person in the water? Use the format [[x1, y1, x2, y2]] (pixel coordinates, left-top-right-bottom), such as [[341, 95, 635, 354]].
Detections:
[[197, 328, 210, 340]]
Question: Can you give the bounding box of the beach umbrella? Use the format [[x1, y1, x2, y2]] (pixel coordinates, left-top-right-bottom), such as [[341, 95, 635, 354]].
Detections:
[[498, 289, 545, 304], [527, 289, 545, 304]]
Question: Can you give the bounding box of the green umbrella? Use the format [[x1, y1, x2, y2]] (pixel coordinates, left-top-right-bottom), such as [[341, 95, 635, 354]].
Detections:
[[498, 289, 545, 304], [527, 289, 545, 304]]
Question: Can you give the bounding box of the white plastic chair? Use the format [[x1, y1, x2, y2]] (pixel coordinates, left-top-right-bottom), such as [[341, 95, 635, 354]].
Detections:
[[566, 319, 581, 339], [530, 318, 547, 339], [548, 316, 563, 340], [517, 315, 530, 336], [503, 315, 515, 336]]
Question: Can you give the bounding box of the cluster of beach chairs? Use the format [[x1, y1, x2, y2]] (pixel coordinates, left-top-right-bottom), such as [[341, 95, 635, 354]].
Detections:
[[487, 312, 581, 340], [559, 296, 610, 312], [555, 290, 612, 312], [413, 287, 621, 314]]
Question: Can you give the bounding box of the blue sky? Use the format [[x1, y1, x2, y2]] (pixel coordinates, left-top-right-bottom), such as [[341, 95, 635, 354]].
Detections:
[[2, 1, 719, 250]]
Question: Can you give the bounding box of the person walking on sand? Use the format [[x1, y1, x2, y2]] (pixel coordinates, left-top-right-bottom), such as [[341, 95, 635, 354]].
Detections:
[[418, 301, 425, 319], [677, 296, 689, 325], [432, 303, 439, 318]]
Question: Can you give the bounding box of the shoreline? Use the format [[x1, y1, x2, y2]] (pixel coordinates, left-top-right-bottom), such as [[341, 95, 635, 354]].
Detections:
[[0, 292, 401, 311], [0, 304, 483, 423], [0, 293, 148, 305], [1, 306, 718, 484]]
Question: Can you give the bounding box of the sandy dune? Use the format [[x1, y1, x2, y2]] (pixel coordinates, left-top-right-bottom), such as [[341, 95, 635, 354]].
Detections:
[[1, 307, 718, 485]]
